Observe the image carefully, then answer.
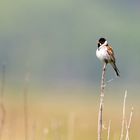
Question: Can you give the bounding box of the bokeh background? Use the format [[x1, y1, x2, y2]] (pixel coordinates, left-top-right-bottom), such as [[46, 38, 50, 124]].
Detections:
[[0, 0, 140, 139]]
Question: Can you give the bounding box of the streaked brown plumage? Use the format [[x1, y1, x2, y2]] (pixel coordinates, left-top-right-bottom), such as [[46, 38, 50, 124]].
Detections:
[[96, 38, 120, 76]]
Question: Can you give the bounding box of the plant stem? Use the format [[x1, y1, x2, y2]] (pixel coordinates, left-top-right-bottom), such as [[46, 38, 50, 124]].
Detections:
[[24, 72, 30, 140], [0, 64, 6, 140], [120, 90, 127, 140], [107, 120, 111, 140], [98, 63, 107, 140], [125, 107, 133, 140]]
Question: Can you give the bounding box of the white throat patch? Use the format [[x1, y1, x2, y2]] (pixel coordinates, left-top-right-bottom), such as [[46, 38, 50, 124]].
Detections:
[[100, 40, 108, 48]]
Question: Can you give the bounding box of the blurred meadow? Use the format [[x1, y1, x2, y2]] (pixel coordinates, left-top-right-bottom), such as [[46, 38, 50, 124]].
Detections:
[[0, 0, 140, 139]]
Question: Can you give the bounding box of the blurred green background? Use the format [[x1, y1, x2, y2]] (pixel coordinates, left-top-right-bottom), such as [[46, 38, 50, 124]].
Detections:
[[0, 0, 140, 89], [0, 0, 140, 139]]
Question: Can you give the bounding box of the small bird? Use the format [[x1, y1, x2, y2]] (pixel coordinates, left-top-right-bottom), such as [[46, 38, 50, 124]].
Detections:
[[96, 37, 120, 76]]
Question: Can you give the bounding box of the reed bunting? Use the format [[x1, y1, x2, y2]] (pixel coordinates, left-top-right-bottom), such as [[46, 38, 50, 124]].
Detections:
[[96, 37, 120, 76]]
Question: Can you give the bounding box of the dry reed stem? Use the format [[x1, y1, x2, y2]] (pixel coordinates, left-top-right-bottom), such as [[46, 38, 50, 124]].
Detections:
[[31, 121, 36, 140], [98, 63, 107, 140], [23, 72, 30, 140], [68, 112, 75, 140], [125, 107, 133, 140], [120, 90, 127, 140], [0, 103, 5, 140], [107, 120, 111, 140], [0, 64, 6, 140]]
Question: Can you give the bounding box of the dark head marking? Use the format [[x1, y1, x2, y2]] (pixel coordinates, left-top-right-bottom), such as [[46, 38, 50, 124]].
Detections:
[[98, 38, 106, 45]]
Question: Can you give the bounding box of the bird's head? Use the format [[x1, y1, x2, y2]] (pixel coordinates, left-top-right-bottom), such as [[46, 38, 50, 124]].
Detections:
[[97, 38, 108, 48]]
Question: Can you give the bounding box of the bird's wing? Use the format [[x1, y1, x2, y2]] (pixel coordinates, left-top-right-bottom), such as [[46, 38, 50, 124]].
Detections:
[[106, 45, 116, 62]]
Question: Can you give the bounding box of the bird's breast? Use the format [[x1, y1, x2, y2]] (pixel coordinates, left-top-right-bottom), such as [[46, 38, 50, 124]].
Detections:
[[96, 47, 109, 62]]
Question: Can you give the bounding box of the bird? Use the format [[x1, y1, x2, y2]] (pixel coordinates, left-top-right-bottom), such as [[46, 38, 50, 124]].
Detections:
[[96, 37, 120, 76]]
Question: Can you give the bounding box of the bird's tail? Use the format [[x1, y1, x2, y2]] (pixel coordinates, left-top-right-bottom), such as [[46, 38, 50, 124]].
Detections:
[[111, 62, 120, 77]]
